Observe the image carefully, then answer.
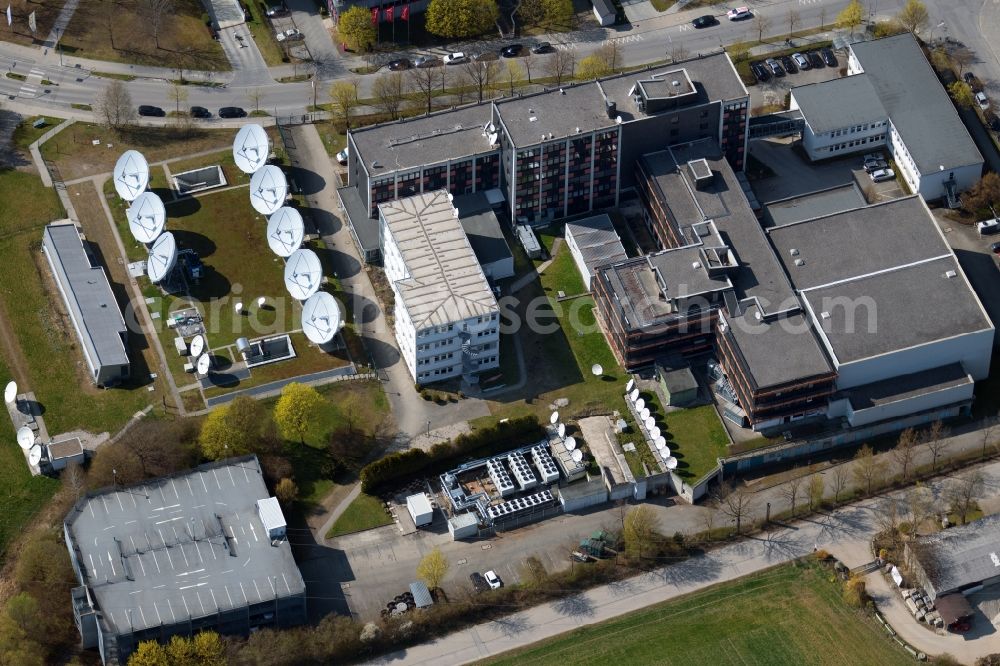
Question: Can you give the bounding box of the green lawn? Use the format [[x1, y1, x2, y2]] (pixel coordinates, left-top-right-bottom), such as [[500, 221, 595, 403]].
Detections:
[[544, 241, 586, 295], [662, 404, 729, 480], [485, 561, 911, 666], [326, 492, 393, 538], [314, 121, 348, 159], [167, 149, 252, 190], [243, 0, 286, 66], [12, 116, 61, 150]]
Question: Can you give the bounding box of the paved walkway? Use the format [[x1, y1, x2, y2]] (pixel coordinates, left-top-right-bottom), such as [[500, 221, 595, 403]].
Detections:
[[42, 0, 80, 49]]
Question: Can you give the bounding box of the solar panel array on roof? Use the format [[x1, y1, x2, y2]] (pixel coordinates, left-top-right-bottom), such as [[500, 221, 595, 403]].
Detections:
[[487, 458, 516, 497], [531, 444, 560, 483], [486, 489, 556, 519], [506, 451, 539, 490]]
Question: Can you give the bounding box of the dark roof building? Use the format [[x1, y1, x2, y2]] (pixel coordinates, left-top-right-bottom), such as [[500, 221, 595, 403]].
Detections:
[[905, 514, 1000, 600]]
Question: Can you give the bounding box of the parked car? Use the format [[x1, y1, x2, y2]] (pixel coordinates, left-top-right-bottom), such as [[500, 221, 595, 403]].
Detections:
[[500, 44, 524, 58], [336, 147, 348, 165], [792, 52, 810, 70], [863, 159, 888, 173], [276, 28, 304, 42], [977, 91, 990, 110], [978, 218, 1000, 235], [727, 6, 752, 20], [470, 572, 490, 594], [991, 241, 1000, 254], [987, 111, 1000, 132], [531, 41, 552, 54], [414, 56, 441, 68], [765, 58, 785, 77], [265, 3, 289, 17], [443, 51, 468, 65], [484, 570, 502, 590], [138, 105, 165, 117], [807, 51, 824, 68], [964, 71, 977, 84], [387, 58, 412, 71], [750, 61, 770, 82], [780, 55, 797, 74], [472, 51, 497, 61], [692, 14, 718, 28], [821, 47, 838, 67], [869, 168, 895, 183], [219, 106, 247, 118], [190, 106, 211, 118]]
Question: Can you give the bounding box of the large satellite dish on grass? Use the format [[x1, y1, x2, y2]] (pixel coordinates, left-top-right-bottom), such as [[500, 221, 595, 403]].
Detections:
[[4, 381, 16, 404], [196, 353, 211, 376], [189, 334, 205, 358], [267, 207, 305, 257], [249, 165, 288, 215], [127, 191, 166, 244], [146, 232, 177, 283], [27, 444, 41, 467], [113, 150, 149, 201], [233, 124, 270, 174], [284, 249, 322, 301], [301, 292, 342, 344]]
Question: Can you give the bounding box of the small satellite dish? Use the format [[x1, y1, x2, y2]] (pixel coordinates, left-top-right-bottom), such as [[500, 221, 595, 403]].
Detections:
[[233, 124, 271, 174], [571, 449, 583, 463], [301, 291, 342, 344], [126, 191, 166, 244], [661, 447, 671, 459], [649, 426, 661, 440], [565, 436, 577, 451], [635, 398, 645, 412], [16, 427, 33, 450], [146, 232, 177, 283], [639, 407, 650, 421], [257, 296, 266, 308], [266, 207, 305, 257], [629, 388, 640, 402], [113, 150, 149, 201], [4, 381, 16, 404], [557, 423, 566, 438], [235, 302, 244, 314], [196, 353, 211, 376], [655, 435, 666, 449], [665, 456, 678, 470], [549, 411, 559, 425], [591, 364, 603, 377], [626, 378, 635, 392], [249, 165, 289, 215], [645, 416, 656, 430], [189, 334, 204, 358], [27, 444, 41, 467], [283, 249, 323, 301]]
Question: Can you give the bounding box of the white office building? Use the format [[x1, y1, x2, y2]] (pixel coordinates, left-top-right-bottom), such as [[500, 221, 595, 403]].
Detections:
[[379, 190, 500, 384]]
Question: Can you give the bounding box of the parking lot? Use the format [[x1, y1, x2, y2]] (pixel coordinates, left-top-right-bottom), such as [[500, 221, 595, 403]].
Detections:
[[749, 46, 844, 111]]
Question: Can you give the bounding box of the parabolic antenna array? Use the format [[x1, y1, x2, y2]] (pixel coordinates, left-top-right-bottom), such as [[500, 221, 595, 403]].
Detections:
[[301, 292, 342, 344], [146, 232, 178, 284], [4, 380, 16, 404], [249, 165, 288, 215], [284, 248, 322, 301], [27, 445, 41, 467], [127, 191, 166, 244], [16, 427, 33, 450], [266, 207, 305, 257], [113, 150, 149, 202], [233, 124, 270, 174]]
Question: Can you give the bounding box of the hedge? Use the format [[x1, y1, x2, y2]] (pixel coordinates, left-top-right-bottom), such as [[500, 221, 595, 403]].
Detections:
[[360, 416, 543, 493]]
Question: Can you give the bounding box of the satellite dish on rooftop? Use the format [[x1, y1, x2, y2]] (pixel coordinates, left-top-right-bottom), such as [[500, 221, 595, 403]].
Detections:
[[301, 291, 342, 345], [113, 150, 149, 201], [127, 191, 166, 244], [16, 427, 33, 450], [649, 426, 661, 440], [639, 407, 650, 421], [249, 165, 288, 215], [635, 398, 645, 412], [571, 449, 583, 463], [564, 436, 577, 451], [146, 232, 177, 283], [591, 363, 603, 377], [283, 249, 323, 301], [4, 381, 16, 404], [665, 456, 678, 470], [557, 423, 566, 438], [27, 444, 41, 467], [189, 334, 205, 358], [196, 353, 211, 376], [629, 388, 640, 402], [625, 378, 635, 392], [266, 207, 305, 257], [549, 411, 559, 425], [645, 416, 656, 430], [233, 124, 270, 174]]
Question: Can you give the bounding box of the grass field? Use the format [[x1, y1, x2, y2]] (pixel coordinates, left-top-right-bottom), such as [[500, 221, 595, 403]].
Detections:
[[485, 561, 912, 666], [326, 492, 393, 538], [662, 405, 729, 480]]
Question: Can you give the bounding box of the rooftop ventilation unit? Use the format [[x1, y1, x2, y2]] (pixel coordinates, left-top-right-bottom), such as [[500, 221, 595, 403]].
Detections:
[[790, 248, 799, 256], [821, 311, 831, 319], [692, 261, 701, 270], [945, 270, 957, 278], [606, 100, 617, 119], [687, 158, 713, 189], [794, 258, 805, 267]]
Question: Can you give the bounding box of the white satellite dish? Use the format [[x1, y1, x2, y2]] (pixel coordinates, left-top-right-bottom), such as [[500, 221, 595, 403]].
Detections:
[[649, 426, 661, 440], [126, 191, 166, 244], [640, 407, 650, 421], [189, 334, 205, 358], [645, 416, 656, 430], [625, 378, 635, 392], [591, 363, 603, 377], [635, 398, 645, 412], [301, 291, 342, 345], [146, 232, 177, 283], [16, 427, 33, 450], [629, 388, 640, 402], [565, 436, 577, 451], [571, 449, 583, 463], [257, 297, 266, 308], [249, 165, 288, 215], [661, 447, 671, 459], [233, 124, 270, 174], [655, 435, 666, 449], [557, 423, 566, 438], [550, 411, 559, 425], [196, 353, 211, 376], [4, 381, 16, 404], [283, 249, 323, 301], [27, 444, 41, 467], [665, 456, 678, 470], [113, 150, 149, 201], [266, 207, 305, 257]]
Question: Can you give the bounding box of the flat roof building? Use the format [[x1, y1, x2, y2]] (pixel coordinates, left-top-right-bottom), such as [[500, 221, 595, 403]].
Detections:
[[42, 222, 130, 387], [564, 214, 628, 291], [63, 456, 306, 664]]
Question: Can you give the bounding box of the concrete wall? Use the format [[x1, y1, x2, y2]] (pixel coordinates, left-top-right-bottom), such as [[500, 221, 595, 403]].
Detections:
[[847, 380, 974, 428]]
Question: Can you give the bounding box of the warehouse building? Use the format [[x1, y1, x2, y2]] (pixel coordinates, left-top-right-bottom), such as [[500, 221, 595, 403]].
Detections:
[[64, 457, 306, 664], [905, 514, 1000, 601]]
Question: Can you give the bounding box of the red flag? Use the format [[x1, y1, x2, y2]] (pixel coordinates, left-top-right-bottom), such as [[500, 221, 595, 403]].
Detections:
[[384, 5, 393, 21], [371, 6, 378, 23], [401, 4, 409, 21]]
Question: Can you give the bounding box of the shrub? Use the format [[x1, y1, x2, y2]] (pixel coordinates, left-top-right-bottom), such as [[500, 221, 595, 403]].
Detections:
[[843, 575, 867, 608]]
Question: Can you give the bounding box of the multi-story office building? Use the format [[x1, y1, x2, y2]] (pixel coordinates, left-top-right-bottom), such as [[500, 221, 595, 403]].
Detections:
[[379, 190, 501, 384]]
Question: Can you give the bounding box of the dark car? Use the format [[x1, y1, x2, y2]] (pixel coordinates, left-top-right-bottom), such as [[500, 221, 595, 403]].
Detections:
[[469, 572, 489, 594], [218, 106, 247, 118], [965, 71, 977, 84], [138, 105, 165, 117], [265, 3, 289, 17], [991, 241, 1000, 254], [190, 106, 211, 118], [780, 54, 797, 74], [821, 48, 838, 67], [863, 159, 888, 173], [414, 56, 441, 68], [531, 41, 552, 54], [807, 51, 824, 68], [207, 24, 219, 40], [501, 44, 524, 58], [987, 112, 1000, 132], [388, 58, 411, 71], [692, 14, 718, 28], [750, 61, 770, 83], [765, 58, 785, 77]]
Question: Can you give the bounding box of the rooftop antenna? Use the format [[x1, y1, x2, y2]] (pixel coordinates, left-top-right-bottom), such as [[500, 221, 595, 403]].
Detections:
[[564, 436, 577, 451], [645, 415, 656, 430], [665, 456, 678, 470], [571, 449, 583, 463], [301, 292, 343, 345], [283, 249, 323, 301], [249, 165, 289, 216], [233, 124, 270, 174], [113, 150, 149, 202], [196, 353, 211, 377], [557, 423, 566, 439], [629, 388, 640, 402], [28, 444, 42, 467], [639, 407, 650, 421]]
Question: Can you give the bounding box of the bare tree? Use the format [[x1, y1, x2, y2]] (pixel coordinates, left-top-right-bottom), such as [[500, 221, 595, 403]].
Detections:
[[891, 427, 918, 482], [782, 474, 803, 518], [819, 6, 826, 29], [668, 42, 689, 63], [623, 504, 660, 561], [924, 420, 950, 473], [545, 48, 576, 86], [247, 88, 264, 114], [787, 8, 800, 38], [981, 415, 999, 459], [330, 80, 360, 128], [407, 67, 442, 114], [167, 82, 188, 116], [461, 59, 499, 103], [754, 14, 771, 42], [596, 41, 621, 73], [831, 464, 850, 505], [700, 507, 716, 542], [103, 0, 117, 51], [952, 46, 975, 76], [946, 470, 985, 524], [874, 497, 904, 552], [851, 444, 885, 496], [906, 483, 933, 535], [522, 52, 536, 83], [97, 80, 137, 133], [717, 482, 755, 535], [62, 461, 85, 498], [500, 60, 524, 95], [142, 0, 174, 49], [807, 474, 824, 511], [372, 71, 407, 120]]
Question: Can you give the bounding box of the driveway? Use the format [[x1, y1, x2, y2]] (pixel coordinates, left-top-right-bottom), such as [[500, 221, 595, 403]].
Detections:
[[218, 24, 275, 87], [933, 210, 1000, 339], [287, 0, 346, 79]]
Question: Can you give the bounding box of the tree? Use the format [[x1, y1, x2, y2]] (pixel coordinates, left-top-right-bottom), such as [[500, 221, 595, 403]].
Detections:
[[949, 81, 976, 109], [168, 83, 188, 116], [754, 13, 770, 42], [190, 631, 227, 666], [248, 87, 264, 114], [787, 8, 800, 38], [930, 47, 953, 73], [338, 6, 376, 52], [717, 482, 754, 535], [782, 474, 803, 517], [891, 427, 918, 482], [142, 0, 173, 49], [416, 547, 449, 589], [461, 59, 499, 103], [275, 478, 299, 505], [982, 415, 999, 459], [63, 460, 85, 498], [274, 382, 326, 443], [329, 80, 360, 129], [924, 420, 950, 473], [952, 46, 976, 76], [896, 0, 928, 35], [200, 400, 249, 460], [947, 470, 985, 524], [129, 641, 169, 666], [97, 80, 136, 133], [808, 474, 824, 511], [407, 67, 441, 114], [851, 444, 885, 496], [837, 0, 864, 36], [518, 0, 572, 27], [668, 42, 689, 63], [831, 466, 850, 505], [522, 51, 537, 83], [907, 483, 933, 535], [500, 60, 524, 95], [577, 55, 611, 80], [426, 0, 498, 38], [371, 71, 407, 120], [597, 41, 621, 73], [623, 504, 660, 560], [962, 172, 1000, 216], [843, 575, 866, 607], [545, 48, 576, 86], [6, 593, 39, 634]]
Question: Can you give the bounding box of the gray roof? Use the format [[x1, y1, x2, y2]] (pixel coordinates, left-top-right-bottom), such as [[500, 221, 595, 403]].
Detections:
[[380, 191, 498, 329], [843, 362, 971, 410], [42, 223, 129, 375], [565, 214, 629, 276], [850, 33, 982, 173], [409, 580, 434, 608], [592, 0, 615, 17], [763, 183, 867, 227], [722, 306, 833, 389], [908, 513, 1000, 598], [791, 74, 886, 134], [338, 185, 379, 252], [496, 83, 616, 148], [64, 456, 305, 638], [459, 209, 513, 268], [659, 366, 698, 394]]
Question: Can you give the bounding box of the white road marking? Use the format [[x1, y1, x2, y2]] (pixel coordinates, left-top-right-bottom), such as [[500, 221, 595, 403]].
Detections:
[[199, 472, 208, 493], [88, 553, 96, 575], [153, 601, 162, 625], [210, 587, 218, 611], [249, 522, 258, 542], [227, 467, 236, 487], [151, 550, 161, 573], [281, 572, 291, 594], [225, 585, 234, 608], [212, 469, 222, 490], [138, 605, 147, 628], [108, 552, 116, 576], [171, 480, 180, 499], [182, 595, 190, 618], [196, 590, 206, 615], [115, 493, 124, 512], [167, 598, 177, 622], [186, 478, 195, 497], [239, 582, 249, 604], [154, 516, 183, 525], [268, 577, 276, 597], [253, 578, 261, 601]]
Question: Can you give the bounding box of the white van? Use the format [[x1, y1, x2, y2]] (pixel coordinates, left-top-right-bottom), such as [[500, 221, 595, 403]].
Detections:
[[977, 219, 1000, 236]]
